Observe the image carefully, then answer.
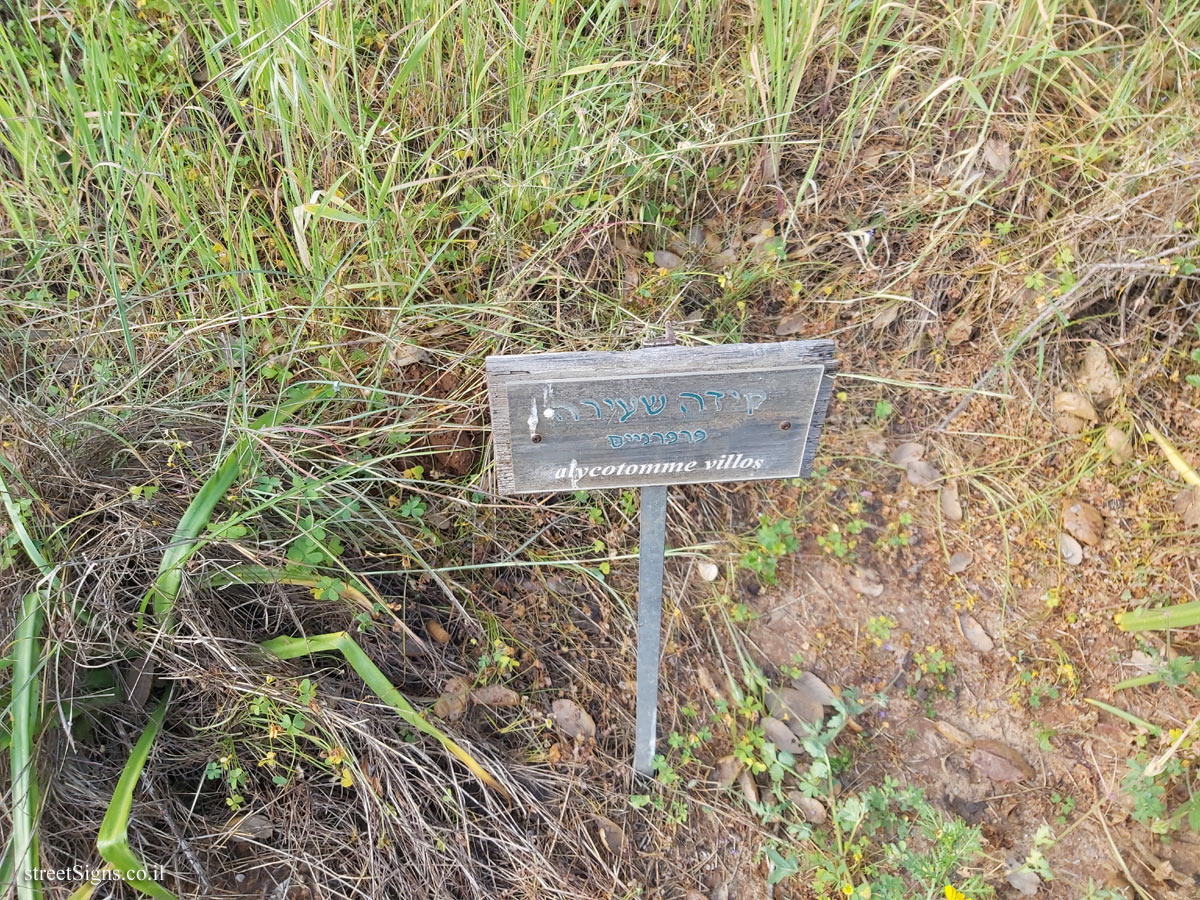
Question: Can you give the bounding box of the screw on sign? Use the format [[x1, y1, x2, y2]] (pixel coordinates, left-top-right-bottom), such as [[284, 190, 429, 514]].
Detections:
[[485, 336, 836, 775]]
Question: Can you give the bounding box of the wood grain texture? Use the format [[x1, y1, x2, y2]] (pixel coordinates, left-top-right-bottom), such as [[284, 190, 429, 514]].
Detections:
[[486, 339, 836, 494]]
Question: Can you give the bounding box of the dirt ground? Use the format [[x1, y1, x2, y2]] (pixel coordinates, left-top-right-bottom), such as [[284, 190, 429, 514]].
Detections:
[[744, 553, 1199, 900], [629, 359, 1200, 899]]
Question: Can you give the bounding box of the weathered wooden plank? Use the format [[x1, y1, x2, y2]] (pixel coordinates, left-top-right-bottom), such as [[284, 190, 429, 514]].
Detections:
[[486, 339, 836, 494], [486, 339, 834, 378], [802, 368, 836, 478]]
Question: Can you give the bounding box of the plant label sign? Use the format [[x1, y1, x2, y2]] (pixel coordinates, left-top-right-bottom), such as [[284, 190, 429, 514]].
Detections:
[[485, 339, 836, 495], [485, 337, 836, 776]]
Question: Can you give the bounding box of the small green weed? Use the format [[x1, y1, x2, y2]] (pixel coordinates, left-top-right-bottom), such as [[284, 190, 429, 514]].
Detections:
[[205, 752, 248, 811], [908, 646, 956, 716], [1050, 791, 1075, 824], [816, 525, 850, 558], [1033, 722, 1057, 752], [780, 652, 806, 681], [689, 659, 992, 898], [630, 786, 689, 825], [1014, 823, 1056, 882], [722, 595, 757, 624], [1188, 323, 1200, 388], [1104, 649, 1200, 837], [815, 497, 869, 561], [205, 676, 361, 811], [1009, 651, 1076, 711], [476, 639, 520, 682], [759, 694, 990, 898], [1122, 751, 1200, 835], [875, 511, 914, 551], [866, 615, 898, 647], [1081, 879, 1129, 900], [572, 490, 606, 525], [740, 515, 798, 584], [397, 495, 426, 521]]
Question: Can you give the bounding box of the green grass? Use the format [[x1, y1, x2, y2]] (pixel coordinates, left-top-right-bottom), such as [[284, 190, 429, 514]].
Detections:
[[2, 0, 1200, 896], [3, 0, 1195, 369]]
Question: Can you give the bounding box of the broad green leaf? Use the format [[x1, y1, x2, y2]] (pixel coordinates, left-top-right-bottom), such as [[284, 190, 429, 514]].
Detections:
[[7, 591, 43, 900], [96, 697, 177, 900]]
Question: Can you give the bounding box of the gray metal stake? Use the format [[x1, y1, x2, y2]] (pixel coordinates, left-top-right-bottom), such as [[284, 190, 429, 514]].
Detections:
[[634, 484, 668, 776]]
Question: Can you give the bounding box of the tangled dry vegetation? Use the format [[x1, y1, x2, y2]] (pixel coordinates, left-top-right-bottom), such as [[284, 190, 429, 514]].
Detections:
[[2, 1, 1200, 898]]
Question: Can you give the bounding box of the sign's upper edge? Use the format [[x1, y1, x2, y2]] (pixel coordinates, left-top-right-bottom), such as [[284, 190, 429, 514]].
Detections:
[[485, 338, 837, 378]]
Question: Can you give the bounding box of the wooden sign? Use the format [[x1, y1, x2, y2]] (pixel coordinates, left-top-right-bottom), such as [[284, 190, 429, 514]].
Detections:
[[484, 337, 836, 776], [486, 340, 836, 495]]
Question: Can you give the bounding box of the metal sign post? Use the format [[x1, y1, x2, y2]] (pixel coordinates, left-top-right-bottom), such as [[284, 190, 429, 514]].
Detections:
[[634, 483, 668, 775], [485, 337, 836, 775]]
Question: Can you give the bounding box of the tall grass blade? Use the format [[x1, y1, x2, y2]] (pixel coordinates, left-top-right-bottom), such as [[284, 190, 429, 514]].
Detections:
[[95, 696, 177, 900], [1115, 601, 1200, 632], [1146, 424, 1200, 487], [261, 632, 510, 800], [1112, 665, 1200, 692], [65, 879, 102, 900], [395, 0, 462, 84], [1084, 697, 1162, 737], [143, 447, 247, 622], [203, 564, 370, 606], [7, 590, 44, 900], [2, 463, 52, 900]]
